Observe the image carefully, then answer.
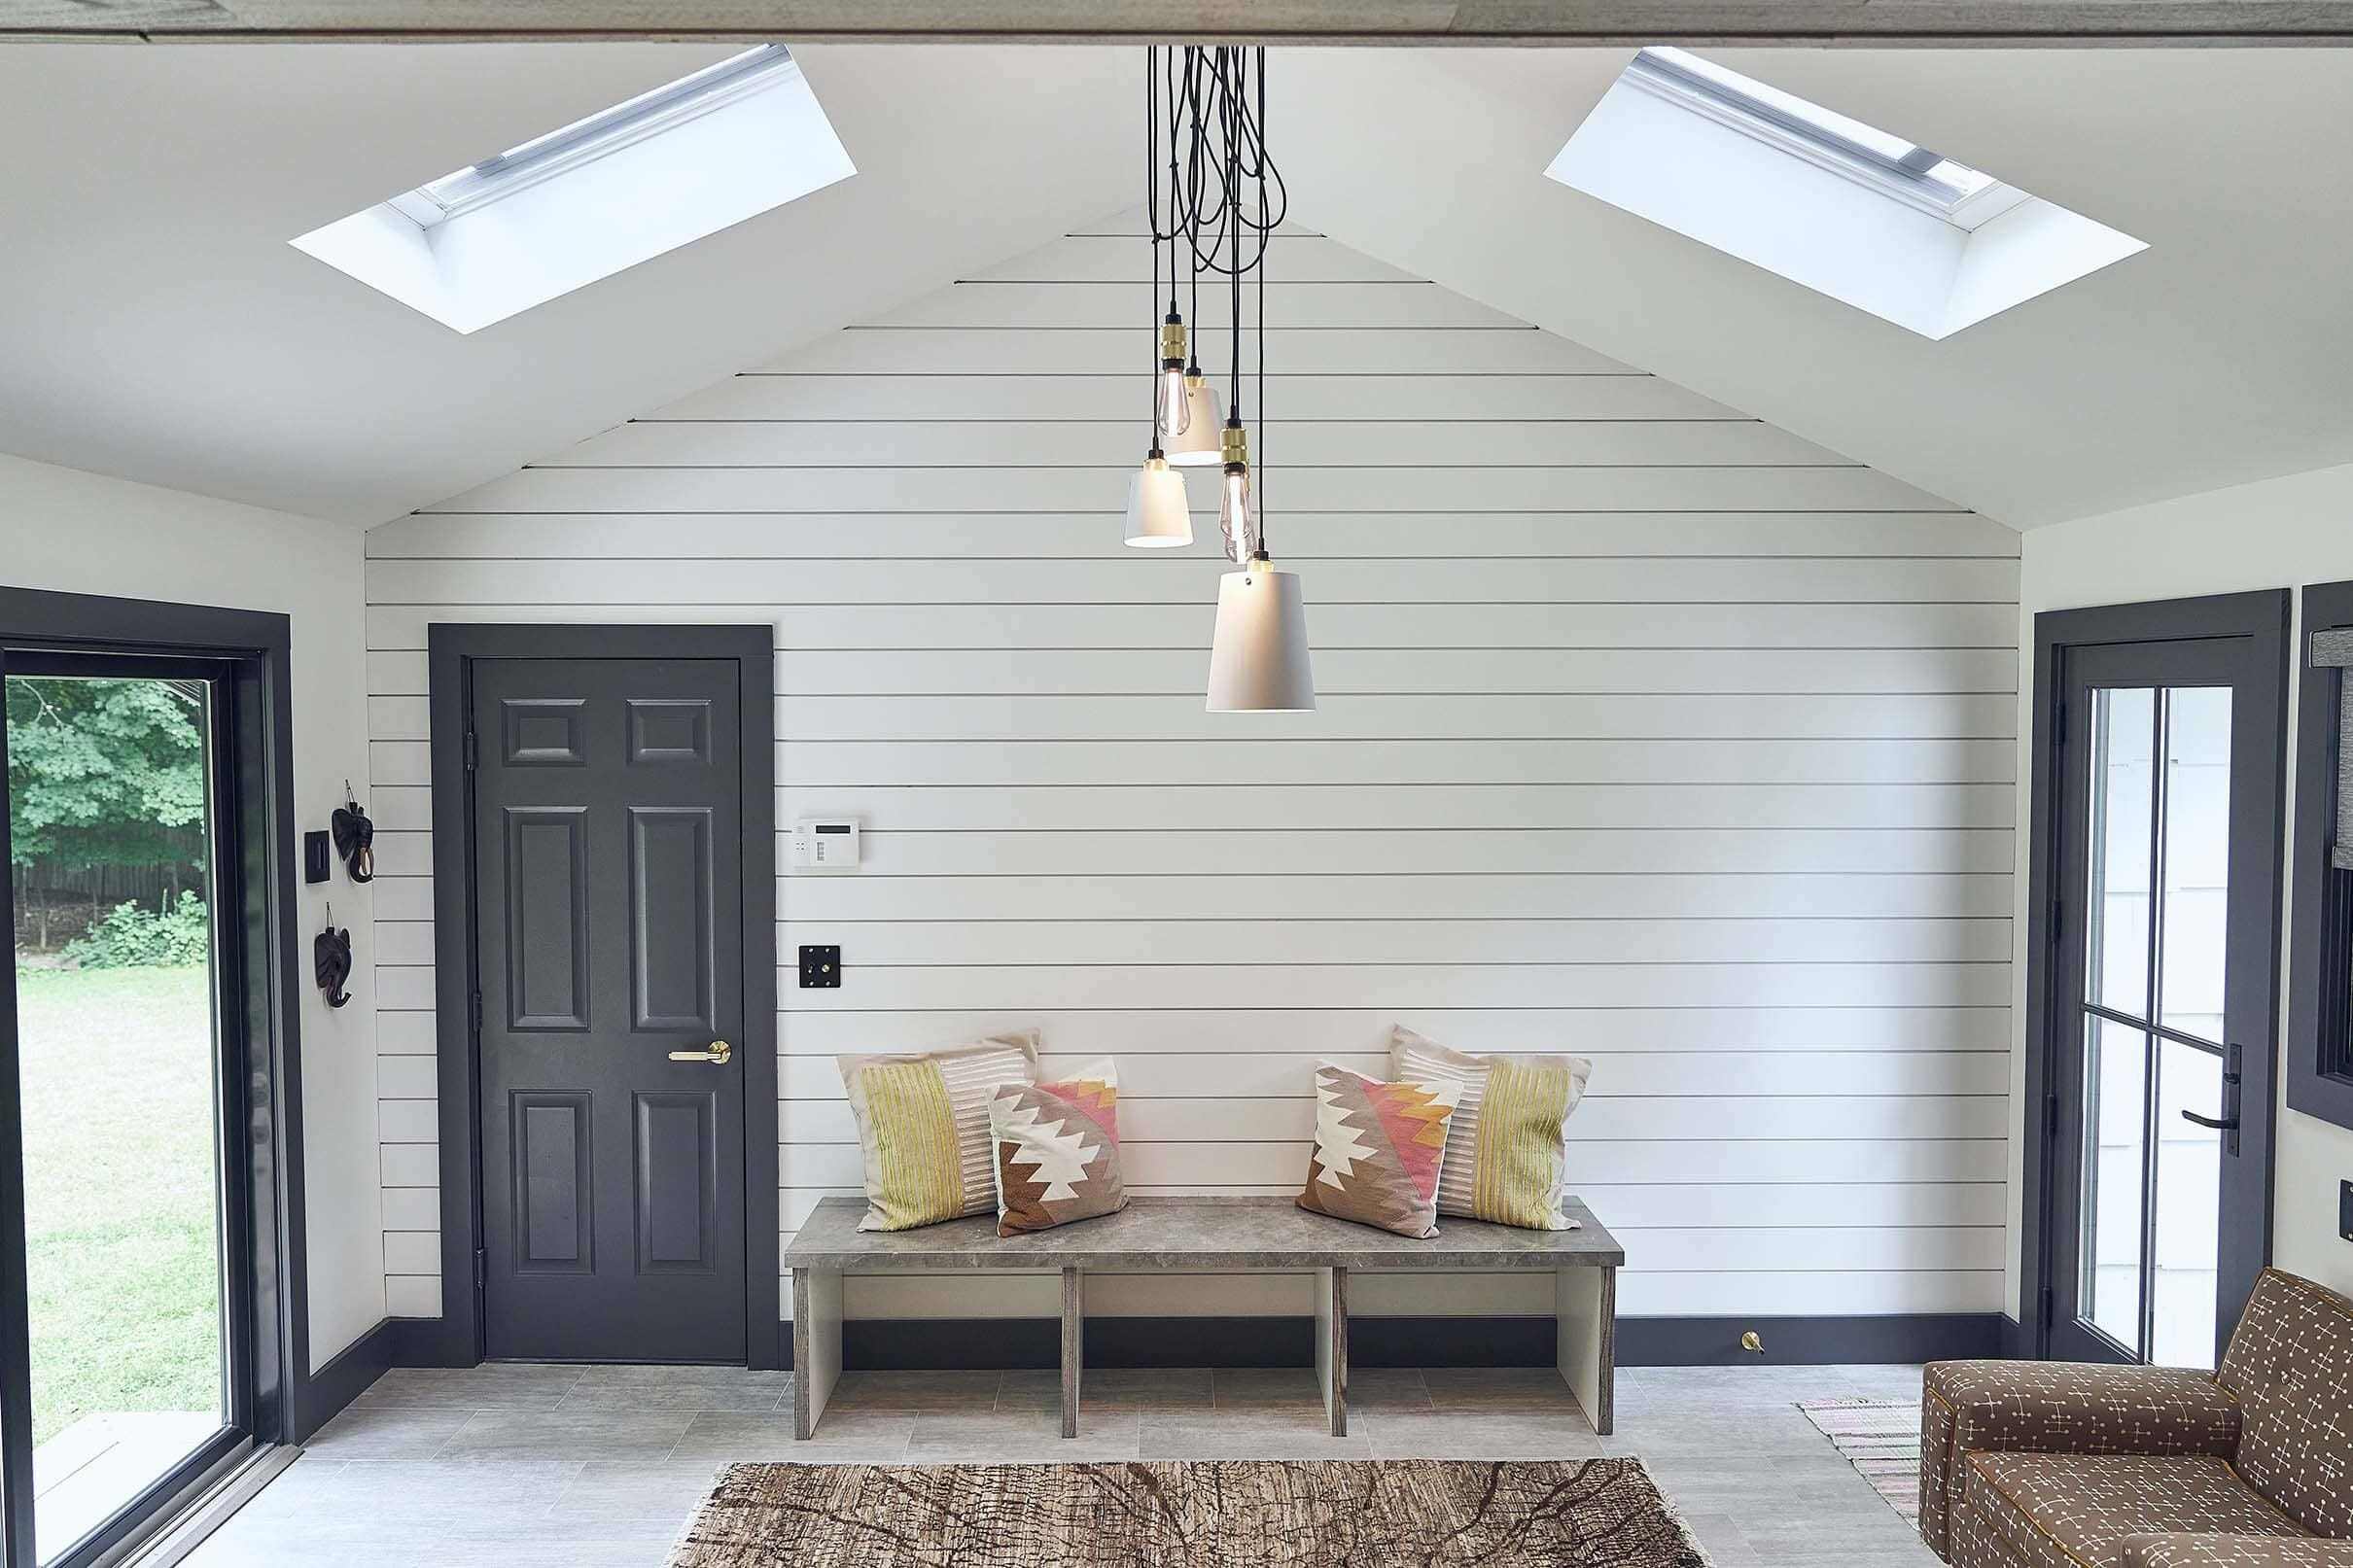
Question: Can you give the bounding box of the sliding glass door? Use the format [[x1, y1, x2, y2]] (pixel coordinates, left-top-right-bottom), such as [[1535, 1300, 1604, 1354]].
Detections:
[[2, 650, 263, 1567]]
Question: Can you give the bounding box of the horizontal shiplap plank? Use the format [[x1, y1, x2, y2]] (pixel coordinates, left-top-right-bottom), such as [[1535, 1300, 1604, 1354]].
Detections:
[[773, 1007, 2011, 1056], [764, 694, 2017, 743], [424, 467, 1961, 518], [373, 509, 2016, 561], [775, 1049, 2009, 1099], [755, 328, 1626, 376], [653, 373, 1738, 422], [823, 827, 2013, 875], [364, 601, 2021, 651], [780, 1136, 2004, 1189], [774, 1095, 2004, 1146], [372, 736, 2018, 788], [963, 234, 1418, 283], [541, 420, 1855, 471], [868, 281, 1528, 331], [825, 872, 2015, 920], [369, 782, 2010, 832], [774, 783, 2015, 830], [775, 962, 2010, 1011], [366, 645, 2017, 698], [772, 917, 2011, 966]]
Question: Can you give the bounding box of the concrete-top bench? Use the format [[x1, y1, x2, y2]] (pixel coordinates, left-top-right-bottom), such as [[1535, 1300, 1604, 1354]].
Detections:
[[785, 1195, 1624, 1442]]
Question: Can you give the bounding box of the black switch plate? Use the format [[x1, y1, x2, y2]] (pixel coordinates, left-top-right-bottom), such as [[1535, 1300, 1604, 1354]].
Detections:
[[2340, 1179, 2353, 1243], [799, 945, 841, 989], [303, 830, 333, 885]]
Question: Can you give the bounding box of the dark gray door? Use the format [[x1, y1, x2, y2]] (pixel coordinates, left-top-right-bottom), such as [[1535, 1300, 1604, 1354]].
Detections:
[[473, 657, 747, 1362]]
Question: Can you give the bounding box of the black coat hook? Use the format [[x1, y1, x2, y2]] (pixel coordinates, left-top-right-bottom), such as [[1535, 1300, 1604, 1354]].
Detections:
[[314, 907, 353, 1009], [332, 781, 374, 884]]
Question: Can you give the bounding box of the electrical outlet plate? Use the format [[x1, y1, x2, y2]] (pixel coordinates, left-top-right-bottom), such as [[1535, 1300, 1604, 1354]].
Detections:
[[303, 830, 333, 885], [799, 945, 841, 990], [2339, 1179, 2352, 1243]]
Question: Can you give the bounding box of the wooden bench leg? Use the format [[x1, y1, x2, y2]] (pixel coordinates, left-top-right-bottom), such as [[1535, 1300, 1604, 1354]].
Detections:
[[1061, 1267, 1083, 1440], [792, 1267, 844, 1442], [1316, 1265, 1349, 1438], [1556, 1264, 1615, 1437]]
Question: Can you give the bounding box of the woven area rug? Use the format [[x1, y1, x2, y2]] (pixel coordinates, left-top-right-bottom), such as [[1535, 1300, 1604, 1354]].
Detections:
[[1797, 1398, 1920, 1523], [667, 1458, 1709, 1566]]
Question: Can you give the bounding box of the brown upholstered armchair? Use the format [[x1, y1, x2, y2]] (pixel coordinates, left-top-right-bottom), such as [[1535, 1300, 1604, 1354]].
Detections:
[[1920, 1268, 2353, 1568]]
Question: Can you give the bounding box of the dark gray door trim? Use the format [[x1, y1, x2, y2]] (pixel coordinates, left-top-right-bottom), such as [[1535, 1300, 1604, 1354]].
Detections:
[[2021, 590, 2288, 1362], [419, 625, 779, 1370], [2284, 578, 2353, 1131]]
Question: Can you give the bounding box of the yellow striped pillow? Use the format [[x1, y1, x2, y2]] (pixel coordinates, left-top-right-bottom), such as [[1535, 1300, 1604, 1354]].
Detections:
[[838, 1032, 1040, 1231], [1389, 1026, 1592, 1231]]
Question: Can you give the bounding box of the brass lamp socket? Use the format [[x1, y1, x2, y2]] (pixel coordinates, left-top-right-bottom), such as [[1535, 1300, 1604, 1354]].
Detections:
[[1160, 317, 1187, 362], [1220, 424, 1249, 468]]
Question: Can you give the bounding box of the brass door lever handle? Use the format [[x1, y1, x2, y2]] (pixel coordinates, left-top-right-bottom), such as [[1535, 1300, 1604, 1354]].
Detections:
[[668, 1040, 733, 1065]]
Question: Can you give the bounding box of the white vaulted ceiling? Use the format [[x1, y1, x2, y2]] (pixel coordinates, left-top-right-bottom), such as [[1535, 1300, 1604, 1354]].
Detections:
[[2, 40, 2351, 528]]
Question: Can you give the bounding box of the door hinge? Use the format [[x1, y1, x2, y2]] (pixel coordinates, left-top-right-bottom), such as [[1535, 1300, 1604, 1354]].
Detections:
[[463, 730, 478, 772], [2039, 1282, 2054, 1327], [470, 992, 484, 1034], [2048, 895, 2064, 943], [2046, 1093, 2061, 1138], [2053, 701, 2067, 749], [474, 1248, 487, 1293]]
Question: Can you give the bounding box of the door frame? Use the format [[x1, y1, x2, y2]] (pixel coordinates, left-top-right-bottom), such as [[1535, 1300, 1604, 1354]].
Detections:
[[420, 625, 779, 1370], [2020, 590, 2288, 1361], [0, 586, 310, 1568]]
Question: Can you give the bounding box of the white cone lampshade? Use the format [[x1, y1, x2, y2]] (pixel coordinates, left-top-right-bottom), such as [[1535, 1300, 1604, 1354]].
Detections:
[[1164, 377, 1224, 467], [1206, 559, 1315, 712], [1123, 455, 1192, 548]]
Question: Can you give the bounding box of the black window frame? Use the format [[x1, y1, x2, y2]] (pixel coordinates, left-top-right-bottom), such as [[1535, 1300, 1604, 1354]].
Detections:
[[2284, 578, 2353, 1130]]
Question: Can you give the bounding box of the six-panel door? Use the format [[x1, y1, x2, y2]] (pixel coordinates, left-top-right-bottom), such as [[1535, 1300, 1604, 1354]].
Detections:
[[473, 658, 748, 1362]]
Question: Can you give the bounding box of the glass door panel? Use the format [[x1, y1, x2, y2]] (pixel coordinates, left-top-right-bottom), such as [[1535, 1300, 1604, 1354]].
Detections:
[[2059, 677, 2239, 1369], [5, 675, 229, 1563]]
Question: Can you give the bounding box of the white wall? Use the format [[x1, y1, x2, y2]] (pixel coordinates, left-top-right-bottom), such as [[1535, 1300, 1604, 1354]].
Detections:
[[0, 452, 384, 1369], [365, 219, 2019, 1331], [2010, 459, 2353, 1312]]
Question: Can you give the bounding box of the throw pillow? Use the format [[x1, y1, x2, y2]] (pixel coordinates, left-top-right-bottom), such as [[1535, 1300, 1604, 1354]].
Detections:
[[988, 1058, 1128, 1237], [1390, 1026, 1592, 1231], [838, 1031, 1040, 1231], [1295, 1062, 1461, 1239]]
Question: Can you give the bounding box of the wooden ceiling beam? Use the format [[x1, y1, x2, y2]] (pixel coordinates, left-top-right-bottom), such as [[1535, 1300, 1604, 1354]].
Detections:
[[13, 0, 2353, 45]]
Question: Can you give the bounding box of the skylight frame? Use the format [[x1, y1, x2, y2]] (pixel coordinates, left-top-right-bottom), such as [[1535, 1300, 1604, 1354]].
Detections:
[[385, 45, 800, 229], [1627, 48, 2021, 231]]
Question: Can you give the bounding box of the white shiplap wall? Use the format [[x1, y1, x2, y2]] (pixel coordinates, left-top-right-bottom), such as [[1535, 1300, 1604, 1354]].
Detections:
[[363, 219, 2019, 1330]]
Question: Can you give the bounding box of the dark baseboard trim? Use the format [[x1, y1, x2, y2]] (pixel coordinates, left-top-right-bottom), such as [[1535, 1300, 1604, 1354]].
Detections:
[[292, 1317, 397, 1442], [390, 1314, 478, 1370], [812, 1312, 2008, 1372]]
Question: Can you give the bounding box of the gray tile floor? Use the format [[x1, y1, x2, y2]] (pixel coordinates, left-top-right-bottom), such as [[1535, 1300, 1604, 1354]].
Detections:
[[183, 1361, 1936, 1566]]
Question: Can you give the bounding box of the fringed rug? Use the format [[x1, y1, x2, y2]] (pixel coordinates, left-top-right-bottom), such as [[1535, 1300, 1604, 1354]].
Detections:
[[667, 1458, 1710, 1566], [1797, 1399, 1920, 1523]]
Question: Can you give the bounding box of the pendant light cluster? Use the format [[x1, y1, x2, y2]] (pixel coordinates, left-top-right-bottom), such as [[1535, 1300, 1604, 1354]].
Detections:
[[1122, 46, 1315, 713]]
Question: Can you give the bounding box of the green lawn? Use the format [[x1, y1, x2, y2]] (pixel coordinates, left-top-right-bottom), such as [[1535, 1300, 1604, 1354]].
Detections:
[[11, 965, 222, 1446]]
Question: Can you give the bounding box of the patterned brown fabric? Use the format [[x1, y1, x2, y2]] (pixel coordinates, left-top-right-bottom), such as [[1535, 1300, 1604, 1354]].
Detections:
[[668, 1458, 1708, 1566], [1958, 1452, 2305, 1568], [1920, 1360, 2243, 1557], [2217, 1270, 2353, 1539], [2124, 1536, 2353, 1567]]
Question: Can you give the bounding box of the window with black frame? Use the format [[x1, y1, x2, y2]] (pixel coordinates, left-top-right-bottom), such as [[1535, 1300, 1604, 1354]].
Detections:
[[2287, 580, 2353, 1131]]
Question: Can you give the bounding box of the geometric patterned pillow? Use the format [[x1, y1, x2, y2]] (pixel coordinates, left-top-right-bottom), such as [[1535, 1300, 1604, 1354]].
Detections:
[[1390, 1027, 1591, 1232], [838, 1031, 1039, 1232], [1295, 1062, 1460, 1239], [987, 1059, 1128, 1237]]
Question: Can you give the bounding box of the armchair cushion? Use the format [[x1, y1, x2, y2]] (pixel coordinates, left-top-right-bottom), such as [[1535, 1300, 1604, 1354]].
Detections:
[[1964, 1452, 2306, 1568], [2217, 1269, 2353, 1539], [1920, 1361, 2243, 1557], [2124, 1538, 2353, 1568]]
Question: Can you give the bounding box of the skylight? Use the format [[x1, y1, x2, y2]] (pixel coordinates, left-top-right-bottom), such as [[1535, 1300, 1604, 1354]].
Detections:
[[1548, 50, 2145, 338], [293, 47, 853, 333]]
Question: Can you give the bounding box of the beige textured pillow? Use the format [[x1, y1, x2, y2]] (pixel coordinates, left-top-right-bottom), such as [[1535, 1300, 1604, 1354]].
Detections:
[[838, 1031, 1039, 1231], [1389, 1026, 1592, 1231]]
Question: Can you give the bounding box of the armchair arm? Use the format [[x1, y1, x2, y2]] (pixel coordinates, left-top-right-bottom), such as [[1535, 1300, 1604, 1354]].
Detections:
[[1917, 1361, 2241, 1561], [2125, 1537, 2353, 1568]]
